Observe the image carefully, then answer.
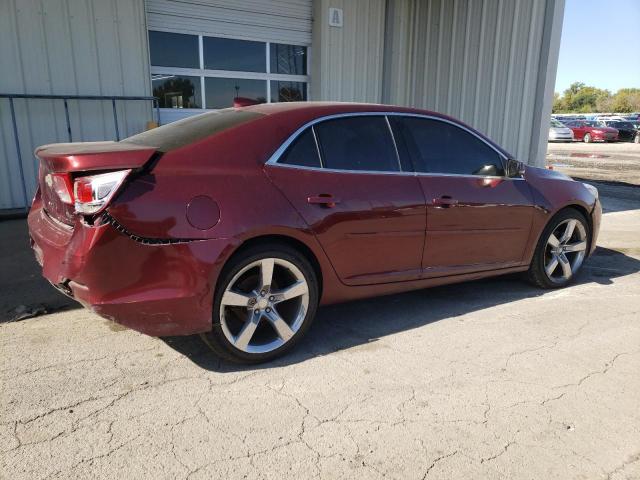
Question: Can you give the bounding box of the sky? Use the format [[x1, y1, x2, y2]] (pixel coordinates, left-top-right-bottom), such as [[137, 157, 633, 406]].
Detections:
[[555, 0, 640, 94]]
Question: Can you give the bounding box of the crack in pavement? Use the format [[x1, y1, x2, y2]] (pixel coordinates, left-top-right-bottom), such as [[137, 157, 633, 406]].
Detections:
[[422, 450, 458, 478]]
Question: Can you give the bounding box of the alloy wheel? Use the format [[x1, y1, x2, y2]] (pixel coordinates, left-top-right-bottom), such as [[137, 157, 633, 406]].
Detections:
[[219, 258, 309, 354], [583, 133, 591, 143], [544, 219, 587, 284]]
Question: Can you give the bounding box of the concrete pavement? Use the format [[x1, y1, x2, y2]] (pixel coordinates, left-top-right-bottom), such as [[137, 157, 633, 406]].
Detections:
[[1, 187, 639, 480]]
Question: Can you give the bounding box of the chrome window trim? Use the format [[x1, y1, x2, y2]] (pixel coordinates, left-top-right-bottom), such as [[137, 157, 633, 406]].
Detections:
[[385, 115, 403, 172], [310, 125, 324, 168], [265, 111, 523, 180]]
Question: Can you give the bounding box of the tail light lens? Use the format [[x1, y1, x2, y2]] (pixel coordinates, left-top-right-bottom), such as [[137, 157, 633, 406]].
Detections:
[[73, 170, 131, 214]]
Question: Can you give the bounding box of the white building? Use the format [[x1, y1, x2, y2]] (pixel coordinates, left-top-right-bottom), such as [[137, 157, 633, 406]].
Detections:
[[0, 0, 564, 210]]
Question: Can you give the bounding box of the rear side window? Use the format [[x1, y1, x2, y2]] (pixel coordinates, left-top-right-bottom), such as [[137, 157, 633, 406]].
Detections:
[[121, 109, 263, 152], [314, 117, 399, 172], [279, 129, 321, 168], [391, 117, 504, 176]]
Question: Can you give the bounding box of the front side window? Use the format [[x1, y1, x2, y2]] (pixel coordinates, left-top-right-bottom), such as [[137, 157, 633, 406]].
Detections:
[[149, 30, 309, 110], [392, 117, 504, 176], [315, 117, 400, 172]]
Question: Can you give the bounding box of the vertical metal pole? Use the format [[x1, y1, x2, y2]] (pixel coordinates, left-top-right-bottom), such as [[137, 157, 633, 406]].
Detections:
[[111, 98, 120, 140], [155, 99, 161, 126], [8, 97, 29, 207], [63, 98, 72, 142]]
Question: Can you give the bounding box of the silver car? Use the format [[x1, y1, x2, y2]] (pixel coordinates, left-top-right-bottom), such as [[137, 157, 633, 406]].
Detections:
[[549, 118, 574, 142]]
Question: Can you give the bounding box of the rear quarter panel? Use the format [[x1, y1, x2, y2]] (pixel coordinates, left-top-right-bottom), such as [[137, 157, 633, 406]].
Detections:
[[106, 116, 343, 305]]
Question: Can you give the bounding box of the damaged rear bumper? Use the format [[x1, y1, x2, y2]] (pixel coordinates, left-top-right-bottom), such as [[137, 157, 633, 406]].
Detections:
[[28, 204, 232, 336]]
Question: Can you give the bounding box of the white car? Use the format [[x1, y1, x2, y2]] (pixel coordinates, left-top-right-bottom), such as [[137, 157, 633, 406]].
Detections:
[[549, 118, 574, 142]]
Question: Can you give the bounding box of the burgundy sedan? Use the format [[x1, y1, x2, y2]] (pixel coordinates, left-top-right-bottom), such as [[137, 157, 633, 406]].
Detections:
[[29, 103, 601, 363], [566, 120, 618, 143]]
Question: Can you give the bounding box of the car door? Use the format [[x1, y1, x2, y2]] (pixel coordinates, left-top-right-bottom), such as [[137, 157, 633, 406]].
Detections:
[[389, 115, 535, 277], [571, 121, 586, 140], [265, 115, 426, 286]]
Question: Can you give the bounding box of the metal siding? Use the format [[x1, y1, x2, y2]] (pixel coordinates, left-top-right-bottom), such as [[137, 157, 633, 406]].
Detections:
[[146, 0, 312, 45], [311, 0, 386, 102], [382, 0, 563, 166], [0, 0, 151, 209]]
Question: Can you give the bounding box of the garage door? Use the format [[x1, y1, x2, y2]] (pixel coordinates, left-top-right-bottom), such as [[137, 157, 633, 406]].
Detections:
[[146, 0, 312, 46]]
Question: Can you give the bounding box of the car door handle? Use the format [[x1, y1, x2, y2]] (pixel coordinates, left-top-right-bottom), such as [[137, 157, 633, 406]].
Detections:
[[307, 194, 340, 208], [432, 196, 458, 208]]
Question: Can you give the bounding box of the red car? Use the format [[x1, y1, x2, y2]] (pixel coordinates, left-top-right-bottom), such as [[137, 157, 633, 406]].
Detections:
[[566, 120, 618, 143], [28, 103, 601, 363]]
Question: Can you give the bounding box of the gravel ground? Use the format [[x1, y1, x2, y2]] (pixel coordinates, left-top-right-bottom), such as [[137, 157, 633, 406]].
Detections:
[[1, 163, 639, 479], [547, 142, 640, 186]]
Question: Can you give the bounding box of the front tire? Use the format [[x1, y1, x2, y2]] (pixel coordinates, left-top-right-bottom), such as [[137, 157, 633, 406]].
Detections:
[[583, 133, 592, 143], [634, 134, 640, 144], [527, 208, 590, 289], [201, 243, 319, 364]]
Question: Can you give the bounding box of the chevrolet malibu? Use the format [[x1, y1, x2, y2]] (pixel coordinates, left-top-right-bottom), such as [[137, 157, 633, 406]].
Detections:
[[29, 103, 601, 363]]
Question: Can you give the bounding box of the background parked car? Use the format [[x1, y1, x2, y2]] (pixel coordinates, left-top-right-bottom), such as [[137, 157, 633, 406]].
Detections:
[[597, 120, 640, 143], [565, 120, 619, 143], [555, 115, 586, 124], [549, 118, 575, 142]]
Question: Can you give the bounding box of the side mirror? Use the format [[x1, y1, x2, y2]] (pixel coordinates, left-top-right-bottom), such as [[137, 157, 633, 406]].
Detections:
[[506, 158, 525, 178]]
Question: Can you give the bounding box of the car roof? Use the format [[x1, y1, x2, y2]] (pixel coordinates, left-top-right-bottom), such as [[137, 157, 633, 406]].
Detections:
[[242, 101, 447, 119], [239, 101, 513, 158]]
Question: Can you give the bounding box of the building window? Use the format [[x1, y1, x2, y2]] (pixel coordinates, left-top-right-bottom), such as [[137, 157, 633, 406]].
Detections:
[[149, 31, 309, 110], [270, 44, 307, 75], [204, 37, 266, 72], [205, 78, 267, 109], [270, 81, 307, 102], [152, 74, 202, 109], [149, 31, 199, 69]]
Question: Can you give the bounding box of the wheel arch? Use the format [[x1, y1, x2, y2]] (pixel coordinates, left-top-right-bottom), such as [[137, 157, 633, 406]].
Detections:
[[224, 234, 324, 299], [536, 203, 594, 253]]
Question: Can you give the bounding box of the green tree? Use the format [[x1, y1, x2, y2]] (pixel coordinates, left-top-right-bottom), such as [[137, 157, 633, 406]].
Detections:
[[552, 92, 567, 113], [611, 88, 640, 113], [561, 82, 610, 112], [550, 82, 640, 113]]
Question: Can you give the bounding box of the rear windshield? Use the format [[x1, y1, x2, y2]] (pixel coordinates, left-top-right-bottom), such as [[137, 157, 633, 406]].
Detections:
[[121, 108, 264, 152]]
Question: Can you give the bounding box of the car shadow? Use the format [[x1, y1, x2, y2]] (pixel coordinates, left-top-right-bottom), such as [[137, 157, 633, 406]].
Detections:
[[0, 218, 81, 322], [162, 246, 640, 372]]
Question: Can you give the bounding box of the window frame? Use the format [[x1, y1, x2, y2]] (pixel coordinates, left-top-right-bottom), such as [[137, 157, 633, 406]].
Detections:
[[149, 30, 310, 110], [267, 112, 515, 180]]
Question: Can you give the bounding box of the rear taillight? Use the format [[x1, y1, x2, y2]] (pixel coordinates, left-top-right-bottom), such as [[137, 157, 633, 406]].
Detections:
[[73, 170, 131, 214]]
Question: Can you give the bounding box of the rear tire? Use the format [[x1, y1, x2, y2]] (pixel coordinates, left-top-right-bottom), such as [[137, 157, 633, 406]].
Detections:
[[527, 208, 590, 289], [634, 134, 640, 144], [201, 243, 319, 364], [583, 133, 592, 143]]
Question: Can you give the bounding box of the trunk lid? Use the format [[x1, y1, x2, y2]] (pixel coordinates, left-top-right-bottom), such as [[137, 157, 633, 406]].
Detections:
[[35, 141, 156, 225]]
